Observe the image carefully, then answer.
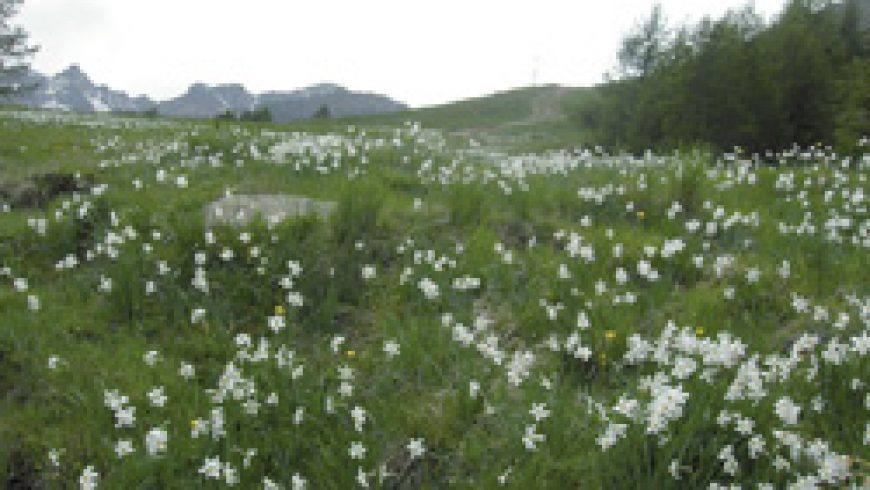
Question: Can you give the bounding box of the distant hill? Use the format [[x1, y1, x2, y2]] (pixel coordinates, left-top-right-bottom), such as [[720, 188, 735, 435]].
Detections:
[[3, 64, 407, 123], [314, 84, 599, 154]]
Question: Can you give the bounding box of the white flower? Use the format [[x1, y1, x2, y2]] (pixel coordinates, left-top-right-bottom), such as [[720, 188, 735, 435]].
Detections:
[[287, 291, 304, 307], [243, 398, 260, 416], [850, 331, 870, 355], [735, 417, 754, 435], [268, 315, 285, 333], [497, 467, 512, 485], [114, 439, 134, 458], [147, 386, 167, 407], [596, 422, 627, 450], [671, 356, 697, 380], [179, 362, 195, 379], [199, 456, 222, 479], [361, 264, 377, 280], [613, 396, 639, 419], [356, 466, 369, 488], [748, 434, 765, 459], [338, 381, 353, 397], [48, 448, 63, 467], [522, 425, 545, 450], [114, 405, 136, 428], [47, 355, 60, 370], [191, 307, 207, 324], [407, 438, 426, 459], [145, 427, 168, 456], [577, 311, 590, 329], [745, 267, 760, 284], [529, 402, 550, 422], [773, 455, 790, 471], [418, 277, 440, 300], [668, 459, 681, 480], [291, 473, 307, 490], [351, 406, 367, 432], [350, 441, 367, 460], [142, 350, 160, 366], [646, 383, 689, 434], [774, 396, 801, 426], [469, 380, 480, 399], [79, 465, 99, 490], [263, 477, 281, 490], [383, 339, 400, 358]]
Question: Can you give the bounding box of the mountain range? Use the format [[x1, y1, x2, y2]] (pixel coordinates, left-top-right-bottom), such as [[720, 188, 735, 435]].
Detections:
[[4, 64, 407, 122]]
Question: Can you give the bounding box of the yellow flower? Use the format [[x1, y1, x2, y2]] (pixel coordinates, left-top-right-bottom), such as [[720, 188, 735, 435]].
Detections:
[[695, 327, 704, 336], [275, 305, 285, 316], [605, 330, 617, 340], [346, 350, 356, 359], [636, 211, 645, 220]]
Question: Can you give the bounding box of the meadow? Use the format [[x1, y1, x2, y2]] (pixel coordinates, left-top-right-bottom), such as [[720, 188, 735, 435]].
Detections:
[[0, 105, 868, 488]]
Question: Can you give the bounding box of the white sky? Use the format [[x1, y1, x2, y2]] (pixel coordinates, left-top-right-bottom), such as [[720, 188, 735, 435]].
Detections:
[[18, 0, 787, 107]]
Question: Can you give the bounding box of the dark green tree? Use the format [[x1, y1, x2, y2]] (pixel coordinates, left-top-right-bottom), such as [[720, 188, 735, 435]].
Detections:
[[240, 107, 272, 122], [312, 104, 330, 119], [572, 0, 869, 153], [1, 0, 39, 97], [618, 3, 670, 79]]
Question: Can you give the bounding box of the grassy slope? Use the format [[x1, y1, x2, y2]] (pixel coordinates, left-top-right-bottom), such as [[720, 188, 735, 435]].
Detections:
[[0, 105, 868, 488], [291, 84, 601, 153]]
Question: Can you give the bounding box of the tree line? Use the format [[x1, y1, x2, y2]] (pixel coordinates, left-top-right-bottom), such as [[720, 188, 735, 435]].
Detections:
[[572, 0, 870, 154]]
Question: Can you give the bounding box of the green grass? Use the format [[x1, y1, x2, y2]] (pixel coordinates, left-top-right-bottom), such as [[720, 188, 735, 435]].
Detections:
[[0, 105, 868, 488]]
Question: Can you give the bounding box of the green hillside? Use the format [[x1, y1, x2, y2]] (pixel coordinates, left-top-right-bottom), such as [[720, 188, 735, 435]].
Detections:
[[1, 106, 868, 488], [288, 85, 600, 153]]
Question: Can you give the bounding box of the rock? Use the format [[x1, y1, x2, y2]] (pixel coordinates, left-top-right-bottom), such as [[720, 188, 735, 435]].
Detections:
[[204, 194, 337, 227]]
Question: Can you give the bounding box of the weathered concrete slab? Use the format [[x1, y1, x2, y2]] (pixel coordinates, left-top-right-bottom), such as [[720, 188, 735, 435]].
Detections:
[[204, 194, 337, 227]]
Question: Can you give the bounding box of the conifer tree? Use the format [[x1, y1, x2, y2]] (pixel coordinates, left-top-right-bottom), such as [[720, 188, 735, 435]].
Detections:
[[1, 0, 38, 97]]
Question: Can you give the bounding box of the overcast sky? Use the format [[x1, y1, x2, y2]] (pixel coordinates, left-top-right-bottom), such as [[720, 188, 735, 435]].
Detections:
[[18, 0, 787, 107]]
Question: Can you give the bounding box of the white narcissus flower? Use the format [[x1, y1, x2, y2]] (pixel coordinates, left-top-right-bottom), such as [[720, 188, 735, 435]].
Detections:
[[114, 439, 134, 458], [179, 362, 195, 379], [361, 264, 377, 280], [356, 466, 369, 488], [383, 339, 400, 358], [351, 406, 366, 432], [529, 403, 550, 422], [469, 380, 480, 399], [349, 441, 366, 460], [291, 473, 307, 490], [199, 456, 222, 479], [114, 405, 136, 428], [145, 427, 168, 456], [79, 465, 99, 490], [774, 396, 801, 426], [407, 438, 426, 459], [147, 386, 167, 407], [263, 477, 280, 490]]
